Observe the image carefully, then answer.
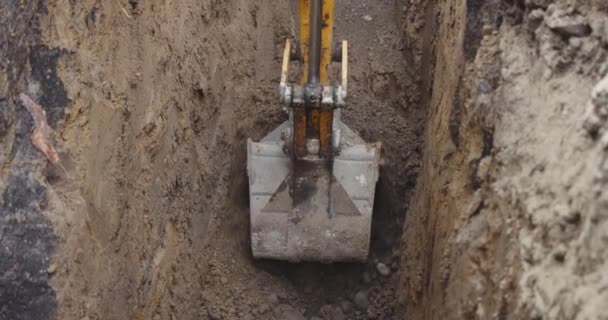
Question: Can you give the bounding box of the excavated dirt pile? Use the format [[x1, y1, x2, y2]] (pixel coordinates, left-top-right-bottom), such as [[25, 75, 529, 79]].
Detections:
[[1, 0, 607, 320]]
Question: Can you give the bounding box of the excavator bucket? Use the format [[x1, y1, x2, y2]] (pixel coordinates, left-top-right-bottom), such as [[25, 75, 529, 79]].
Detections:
[[247, 0, 381, 262], [248, 122, 380, 262]]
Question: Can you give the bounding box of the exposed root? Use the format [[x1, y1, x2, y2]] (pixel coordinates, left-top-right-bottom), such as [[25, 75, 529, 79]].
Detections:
[[113, 0, 133, 19], [18, 93, 60, 164]]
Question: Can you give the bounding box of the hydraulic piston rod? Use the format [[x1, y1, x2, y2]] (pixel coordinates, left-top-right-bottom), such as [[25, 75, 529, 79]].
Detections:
[[308, 0, 323, 84], [294, 0, 336, 158]]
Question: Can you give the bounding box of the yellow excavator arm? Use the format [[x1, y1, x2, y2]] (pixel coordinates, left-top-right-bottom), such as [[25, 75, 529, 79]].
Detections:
[[247, 0, 380, 262]]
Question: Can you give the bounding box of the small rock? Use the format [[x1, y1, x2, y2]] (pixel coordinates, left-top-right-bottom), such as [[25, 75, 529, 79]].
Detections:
[[207, 308, 221, 320], [476, 156, 492, 183], [580, 38, 600, 61], [569, 37, 582, 49], [583, 74, 608, 135], [553, 245, 567, 263], [74, 248, 84, 264], [545, 9, 591, 37], [376, 263, 391, 277], [220, 276, 228, 284], [391, 247, 400, 258], [477, 79, 492, 94], [353, 290, 369, 310], [362, 15, 372, 22], [527, 9, 545, 31], [528, 9, 545, 25], [583, 104, 602, 135], [47, 263, 57, 274], [561, 211, 581, 225]]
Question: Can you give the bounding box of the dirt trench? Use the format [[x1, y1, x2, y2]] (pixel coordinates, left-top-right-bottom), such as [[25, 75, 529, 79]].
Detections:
[[2, 0, 423, 319], [2, 0, 608, 320], [399, 0, 608, 319]]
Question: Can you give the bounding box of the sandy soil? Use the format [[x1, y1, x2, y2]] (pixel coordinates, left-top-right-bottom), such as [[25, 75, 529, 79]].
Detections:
[[399, 0, 608, 319]]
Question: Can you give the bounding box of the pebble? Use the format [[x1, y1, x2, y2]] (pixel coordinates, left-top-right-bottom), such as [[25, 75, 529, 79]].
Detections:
[[561, 211, 581, 225], [569, 37, 582, 49], [476, 157, 492, 184], [376, 262, 391, 277], [363, 15, 372, 22], [527, 9, 545, 31], [545, 9, 591, 37], [353, 290, 369, 310], [477, 79, 492, 94], [207, 308, 221, 320], [553, 245, 567, 263], [47, 263, 57, 274], [584, 74, 608, 134]]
